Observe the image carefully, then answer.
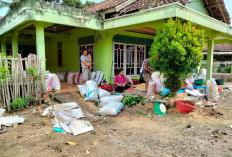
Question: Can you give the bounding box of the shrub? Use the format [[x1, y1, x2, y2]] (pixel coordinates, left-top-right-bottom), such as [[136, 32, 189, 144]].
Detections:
[[149, 18, 207, 92], [225, 65, 231, 73], [10, 96, 34, 110]]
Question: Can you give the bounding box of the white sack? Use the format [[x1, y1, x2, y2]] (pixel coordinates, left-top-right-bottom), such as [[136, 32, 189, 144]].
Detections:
[[46, 73, 61, 93], [186, 77, 195, 89], [74, 72, 80, 85], [98, 101, 124, 116], [91, 72, 96, 80], [0, 115, 24, 127], [78, 85, 86, 97], [57, 72, 67, 81], [98, 88, 111, 98], [84, 80, 99, 102], [206, 79, 219, 102], [151, 71, 163, 93], [99, 95, 123, 107], [146, 81, 156, 99], [94, 71, 104, 85], [67, 72, 76, 85], [69, 120, 93, 136]]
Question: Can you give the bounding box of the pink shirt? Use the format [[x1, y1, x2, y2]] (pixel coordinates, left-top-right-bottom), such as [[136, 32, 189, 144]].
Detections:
[[114, 75, 126, 88]]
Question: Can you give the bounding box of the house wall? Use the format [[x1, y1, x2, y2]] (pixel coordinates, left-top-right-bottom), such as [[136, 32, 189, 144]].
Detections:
[[186, 0, 209, 15], [45, 28, 155, 82]]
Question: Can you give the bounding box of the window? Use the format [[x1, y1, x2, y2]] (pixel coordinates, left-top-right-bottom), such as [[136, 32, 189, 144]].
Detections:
[[113, 43, 145, 76], [57, 42, 62, 67], [79, 44, 94, 73]]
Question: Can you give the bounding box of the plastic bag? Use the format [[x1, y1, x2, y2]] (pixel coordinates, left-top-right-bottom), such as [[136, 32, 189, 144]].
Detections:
[[186, 77, 195, 89], [78, 85, 86, 97], [126, 76, 134, 86], [98, 88, 111, 98], [99, 95, 123, 107], [206, 79, 219, 102], [57, 72, 67, 81], [91, 72, 96, 80], [146, 81, 156, 99], [46, 73, 61, 93], [151, 72, 163, 93], [94, 71, 104, 85], [98, 101, 124, 116], [198, 68, 206, 80], [84, 80, 99, 102], [67, 72, 76, 85]]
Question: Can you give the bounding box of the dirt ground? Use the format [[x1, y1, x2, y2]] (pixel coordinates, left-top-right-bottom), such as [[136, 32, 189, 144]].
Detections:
[[0, 83, 232, 157]]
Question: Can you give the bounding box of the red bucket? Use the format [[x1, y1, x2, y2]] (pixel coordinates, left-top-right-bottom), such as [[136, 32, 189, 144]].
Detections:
[[176, 100, 195, 114], [100, 84, 112, 92], [132, 79, 138, 85]]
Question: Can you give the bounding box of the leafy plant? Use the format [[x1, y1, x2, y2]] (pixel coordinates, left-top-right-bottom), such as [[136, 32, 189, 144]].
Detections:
[[137, 110, 145, 115], [150, 18, 207, 92], [26, 67, 40, 79], [51, 94, 57, 102], [91, 131, 96, 135], [225, 65, 231, 73], [10, 96, 34, 110], [217, 66, 222, 73], [0, 66, 8, 91], [94, 102, 99, 106], [122, 95, 145, 108], [161, 93, 176, 99]]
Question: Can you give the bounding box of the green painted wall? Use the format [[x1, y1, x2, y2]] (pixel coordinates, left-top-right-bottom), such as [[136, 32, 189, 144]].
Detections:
[[186, 0, 209, 15], [46, 28, 96, 73], [45, 27, 155, 81]]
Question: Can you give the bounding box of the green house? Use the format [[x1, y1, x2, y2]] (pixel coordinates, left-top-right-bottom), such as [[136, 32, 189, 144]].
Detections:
[[0, 0, 232, 91]]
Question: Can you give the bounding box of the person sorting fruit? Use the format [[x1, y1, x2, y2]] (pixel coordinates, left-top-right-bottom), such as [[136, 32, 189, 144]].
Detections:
[[114, 69, 131, 93]]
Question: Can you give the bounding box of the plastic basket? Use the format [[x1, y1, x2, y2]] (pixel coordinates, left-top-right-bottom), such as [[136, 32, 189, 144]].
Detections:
[[100, 84, 112, 92], [176, 100, 195, 114]]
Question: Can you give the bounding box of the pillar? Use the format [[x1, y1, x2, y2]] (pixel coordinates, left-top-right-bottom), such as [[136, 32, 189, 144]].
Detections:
[[94, 31, 115, 82], [35, 22, 46, 93], [1, 37, 6, 56], [206, 38, 214, 80], [12, 32, 19, 58]]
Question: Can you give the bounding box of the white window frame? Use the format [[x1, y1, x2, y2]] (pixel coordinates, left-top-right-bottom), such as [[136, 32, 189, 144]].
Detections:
[[113, 42, 146, 77]]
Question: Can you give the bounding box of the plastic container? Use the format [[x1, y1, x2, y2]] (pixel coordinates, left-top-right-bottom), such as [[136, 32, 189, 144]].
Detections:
[[100, 84, 112, 92], [176, 100, 195, 113], [194, 79, 205, 86], [215, 79, 225, 85], [132, 79, 138, 85], [162, 88, 170, 96]]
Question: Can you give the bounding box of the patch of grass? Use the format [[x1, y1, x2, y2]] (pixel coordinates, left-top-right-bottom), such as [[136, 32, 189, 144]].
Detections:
[[137, 109, 145, 115]]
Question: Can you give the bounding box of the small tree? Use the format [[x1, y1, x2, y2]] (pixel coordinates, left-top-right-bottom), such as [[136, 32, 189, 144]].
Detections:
[[150, 18, 207, 92]]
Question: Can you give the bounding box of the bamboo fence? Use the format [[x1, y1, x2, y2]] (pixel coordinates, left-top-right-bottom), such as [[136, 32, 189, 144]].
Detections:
[[0, 54, 45, 110]]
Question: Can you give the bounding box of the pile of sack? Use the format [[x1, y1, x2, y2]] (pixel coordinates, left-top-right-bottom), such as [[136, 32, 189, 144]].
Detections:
[[78, 80, 124, 116], [57, 71, 104, 86]]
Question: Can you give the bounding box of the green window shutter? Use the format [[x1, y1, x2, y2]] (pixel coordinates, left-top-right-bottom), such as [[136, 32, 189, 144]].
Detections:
[[113, 34, 152, 46], [78, 36, 94, 45]]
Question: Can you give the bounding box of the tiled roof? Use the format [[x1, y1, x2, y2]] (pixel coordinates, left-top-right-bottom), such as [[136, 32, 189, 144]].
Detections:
[[203, 0, 231, 25], [119, 0, 190, 15], [87, 0, 127, 12], [203, 44, 232, 52], [87, 0, 231, 25]]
